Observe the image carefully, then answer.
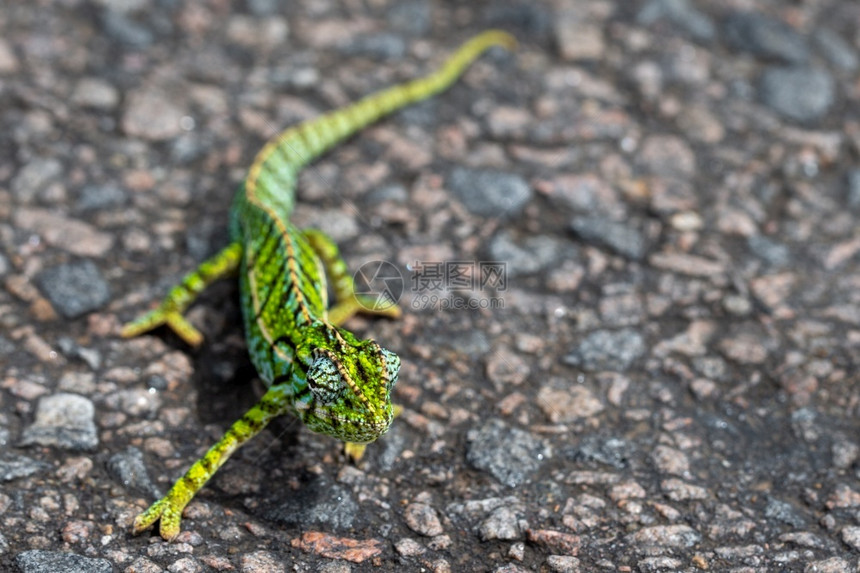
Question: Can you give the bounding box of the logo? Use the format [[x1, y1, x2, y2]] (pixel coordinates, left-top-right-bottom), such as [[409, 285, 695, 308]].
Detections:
[[353, 260, 404, 312]]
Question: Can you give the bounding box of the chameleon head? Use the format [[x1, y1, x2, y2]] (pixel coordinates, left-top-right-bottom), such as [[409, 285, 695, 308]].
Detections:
[[297, 334, 400, 444]]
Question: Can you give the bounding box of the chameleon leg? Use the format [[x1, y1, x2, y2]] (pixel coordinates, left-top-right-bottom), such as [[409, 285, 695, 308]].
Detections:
[[301, 229, 402, 326], [133, 383, 291, 541], [121, 242, 243, 347]]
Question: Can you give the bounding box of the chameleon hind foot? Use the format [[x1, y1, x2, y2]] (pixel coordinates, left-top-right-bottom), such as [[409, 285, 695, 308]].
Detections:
[[121, 307, 204, 347], [133, 495, 185, 541]]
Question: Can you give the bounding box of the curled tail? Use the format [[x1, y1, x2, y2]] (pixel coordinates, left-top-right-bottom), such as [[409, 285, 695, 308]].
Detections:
[[244, 30, 516, 208]]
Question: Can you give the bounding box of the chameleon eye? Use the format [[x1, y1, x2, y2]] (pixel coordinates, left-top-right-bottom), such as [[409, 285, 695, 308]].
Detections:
[[380, 348, 400, 391], [307, 352, 343, 404]]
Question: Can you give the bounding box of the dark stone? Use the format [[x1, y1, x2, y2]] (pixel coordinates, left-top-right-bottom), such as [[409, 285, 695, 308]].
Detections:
[[15, 550, 112, 573], [637, 0, 716, 42], [35, 260, 110, 319], [387, 1, 431, 36], [448, 167, 533, 218], [466, 419, 549, 487], [564, 329, 646, 371], [747, 235, 790, 266], [570, 216, 647, 260], [759, 65, 835, 122], [724, 12, 809, 64], [0, 454, 50, 482], [107, 446, 162, 499], [264, 476, 358, 531], [76, 184, 128, 212]]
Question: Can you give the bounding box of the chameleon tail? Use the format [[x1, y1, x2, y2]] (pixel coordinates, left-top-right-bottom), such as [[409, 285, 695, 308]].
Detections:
[[244, 30, 516, 202]]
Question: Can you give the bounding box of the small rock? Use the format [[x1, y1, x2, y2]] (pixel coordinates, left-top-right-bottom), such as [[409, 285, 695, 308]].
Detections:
[[759, 66, 835, 122], [747, 235, 790, 266], [479, 506, 524, 541], [123, 86, 186, 140], [564, 329, 646, 372], [76, 184, 128, 212], [554, 12, 605, 61], [15, 550, 112, 573], [724, 11, 809, 64], [35, 260, 110, 319], [546, 555, 581, 573], [487, 3, 553, 40], [387, 1, 432, 35], [20, 393, 98, 451], [661, 478, 708, 500], [625, 524, 701, 550], [650, 445, 689, 476], [536, 380, 604, 423], [447, 167, 532, 218], [101, 9, 154, 47], [637, 0, 715, 42], [14, 208, 114, 257], [0, 38, 20, 73], [72, 78, 120, 110], [764, 497, 807, 528], [404, 502, 444, 537], [394, 538, 426, 556], [570, 216, 647, 260], [637, 135, 696, 178], [239, 550, 285, 572], [107, 446, 162, 499], [11, 158, 63, 203], [466, 419, 550, 487], [290, 532, 383, 563], [488, 231, 575, 277], [841, 526, 860, 551], [265, 479, 358, 531], [847, 170, 860, 209], [341, 33, 406, 60], [0, 454, 50, 482], [813, 29, 858, 72]]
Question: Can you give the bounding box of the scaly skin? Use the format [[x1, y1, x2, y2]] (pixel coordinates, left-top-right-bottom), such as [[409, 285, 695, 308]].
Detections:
[[122, 30, 516, 541]]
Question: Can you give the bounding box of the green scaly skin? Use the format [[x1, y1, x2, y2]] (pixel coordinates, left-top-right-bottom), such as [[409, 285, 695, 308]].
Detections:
[[122, 30, 516, 541]]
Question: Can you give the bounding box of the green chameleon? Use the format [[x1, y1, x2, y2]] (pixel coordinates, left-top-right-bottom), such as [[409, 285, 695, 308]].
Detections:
[[122, 30, 516, 540]]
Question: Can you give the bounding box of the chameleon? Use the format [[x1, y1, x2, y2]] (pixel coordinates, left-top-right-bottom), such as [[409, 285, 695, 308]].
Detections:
[[122, 29, 516, 541]]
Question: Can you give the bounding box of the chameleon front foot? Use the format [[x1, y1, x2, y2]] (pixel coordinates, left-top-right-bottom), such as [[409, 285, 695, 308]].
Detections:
[[121, 307, 204, 347], [132, 495, 186, 541]]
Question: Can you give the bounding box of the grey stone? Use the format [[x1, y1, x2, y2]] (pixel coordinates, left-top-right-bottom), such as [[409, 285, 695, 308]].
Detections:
[[15, 550, 112, 573], [747, 235, 790, 266], [0, 253, 8, 277], [387, 1, 431, 36], [466, 419, 549, 487], [764, 497, 807, 528], [847, 170, 860, 208], [107, 446, 162, 499], [448, 167, 533, 218], [478, 506, 524, 541], [11, 158, 63, 203], [265, 478, 358, 531], [20, 393, 99, 451], [564, 329, 646, 371], [813, 29, 858, 72], [567, 436, 633, 469], [637, 0, 716, 42], [489, 231, 575, 277], [759, 66, 835, 122], [0, 454, 50, 482], [724, 12, 809, 64], [101, 9, 153, 47], [35, 260, 110, 319], [570, 216, 647, 260], [76, 184, 128, 212], [486, 3, 553, 40], [342, 33, 406, 60]]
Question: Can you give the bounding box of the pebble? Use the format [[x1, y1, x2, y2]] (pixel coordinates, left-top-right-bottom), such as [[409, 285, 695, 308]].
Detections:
[[76, 184, 128, 212], [625, 524, 701, 550], [20, 393, 98, 451], [0, 454, 50, 482], [546, 555, 581, 573], [536, 380, 604, 423], [813, 29, 858, 72], [14, 208, 114, 257], [841, 527, 860, 552], [0, 38, 19, 73], [564, 328, 646, 372], [764, 497, 806, 528], [15, 550, 112, 573], [478, 506, 524, 541], [404, 502, 444, 537], [570, 216, 647, 260], [122, 86, 187, 140], [488, 231, 575, 277], [847, 170, 860, 208], [747, 235, 790, 266], [239, 550, 284, 573], [466, 419, 549, 487], [759, 66, 835, 122], [724, 11, 809, 64], [265, 479, 358, 530], [100, 8, 154, 47], [11, 158, 63, 203], [290, 532, 382, 563], [341, 33, 406, 60], [394, 537, 426, 556], [71, 78, 120, 110], [637, 135, 696, 178], [447, 167, 533, 218], [637, 0, 715, 42], [487, 3, 553, 40], [35, 260, 110, 319], [386, 1, 432, 36], [553, 11, 605, 62]]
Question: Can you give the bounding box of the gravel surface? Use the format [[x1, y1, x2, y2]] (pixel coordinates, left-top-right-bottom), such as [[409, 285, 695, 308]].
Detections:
[[2, 0, 860, 571]]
